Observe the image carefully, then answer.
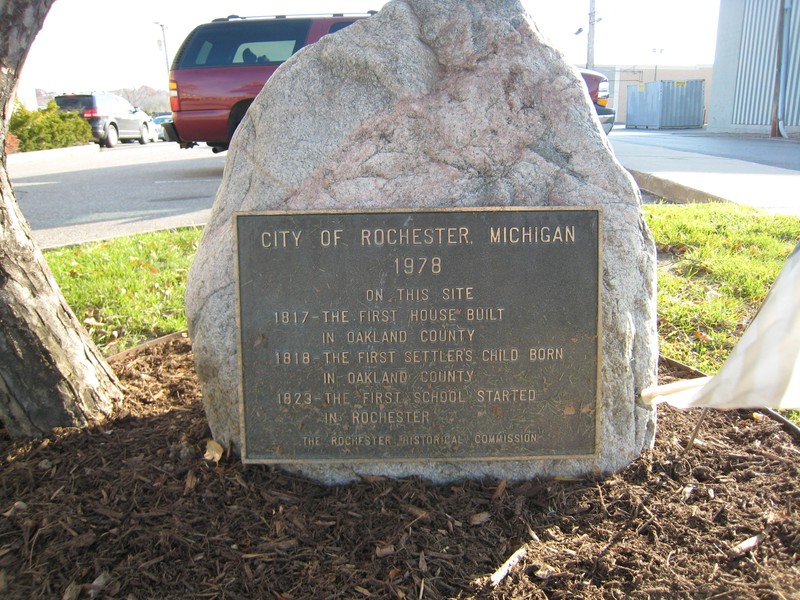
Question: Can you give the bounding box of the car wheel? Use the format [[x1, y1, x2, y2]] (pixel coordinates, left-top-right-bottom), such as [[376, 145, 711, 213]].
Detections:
[[104, 124, 118, 148], [227, 100, 253, 144], [139, 124, 150, 145]]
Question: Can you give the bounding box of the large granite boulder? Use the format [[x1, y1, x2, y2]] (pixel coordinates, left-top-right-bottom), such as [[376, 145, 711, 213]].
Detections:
[[185, 0, 658, 483]]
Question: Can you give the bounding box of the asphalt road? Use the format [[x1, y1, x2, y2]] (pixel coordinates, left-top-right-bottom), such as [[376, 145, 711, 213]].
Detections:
[[8, 129, 798, 249], [610, 128, 800, 172], [8, 142, 225, 248]]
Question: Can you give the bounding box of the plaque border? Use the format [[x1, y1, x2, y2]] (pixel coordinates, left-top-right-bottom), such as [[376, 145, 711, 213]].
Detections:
[[234, 207, 603, 464]]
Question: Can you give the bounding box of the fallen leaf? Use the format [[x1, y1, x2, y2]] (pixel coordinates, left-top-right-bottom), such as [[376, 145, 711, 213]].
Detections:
[[419, 551, 428, 572], [492, 479, 507, 501], [2, 501, 27, 518], [694, 330, 712, 342], [355, 586, 372, 596], [62, 582, 82, 600], [204, 439, 225, 463], [184, 470, 198, 495], [402, 504, 430, 520], [469, 511, 491, 525]]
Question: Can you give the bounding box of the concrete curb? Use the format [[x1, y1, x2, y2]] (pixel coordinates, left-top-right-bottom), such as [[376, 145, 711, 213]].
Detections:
[[627, 169, 729, 205], [6, 143, 99, 166]]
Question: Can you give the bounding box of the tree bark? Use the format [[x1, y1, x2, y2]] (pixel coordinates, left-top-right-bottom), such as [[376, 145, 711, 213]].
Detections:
[[1, 0, 123, 437]]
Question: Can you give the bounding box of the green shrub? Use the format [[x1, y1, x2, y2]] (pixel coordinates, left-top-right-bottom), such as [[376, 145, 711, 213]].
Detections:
[[9, 100, 93, 152]]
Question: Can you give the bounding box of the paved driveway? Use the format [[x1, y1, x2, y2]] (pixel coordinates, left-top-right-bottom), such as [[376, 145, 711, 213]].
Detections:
[[8, 143, 225, 248]]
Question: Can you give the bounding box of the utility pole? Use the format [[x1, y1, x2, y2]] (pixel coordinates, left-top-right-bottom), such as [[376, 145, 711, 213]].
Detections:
[[586, 0, 596, 69], [155, 22, 170, 75], [653, 48, 664, 81]]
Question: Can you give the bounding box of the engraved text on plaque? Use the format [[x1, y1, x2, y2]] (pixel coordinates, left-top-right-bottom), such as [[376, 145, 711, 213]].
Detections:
[[235, 208, 601, 463]]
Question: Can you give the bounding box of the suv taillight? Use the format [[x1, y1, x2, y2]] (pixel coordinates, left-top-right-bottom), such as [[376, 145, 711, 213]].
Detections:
[[596, 81, 610, 107], [82, 108, 99, 118], [169, 80, 180, 112]]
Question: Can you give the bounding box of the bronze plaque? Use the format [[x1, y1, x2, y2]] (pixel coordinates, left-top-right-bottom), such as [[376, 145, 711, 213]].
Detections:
[[235, 208, 601, 463]]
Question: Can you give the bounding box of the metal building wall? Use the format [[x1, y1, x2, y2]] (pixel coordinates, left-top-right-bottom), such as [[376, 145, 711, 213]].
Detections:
[[731, 0, 799, 128]]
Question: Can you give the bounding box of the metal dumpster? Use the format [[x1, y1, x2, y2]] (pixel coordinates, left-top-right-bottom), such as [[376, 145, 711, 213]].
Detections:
[[626, 79, 705, 129]]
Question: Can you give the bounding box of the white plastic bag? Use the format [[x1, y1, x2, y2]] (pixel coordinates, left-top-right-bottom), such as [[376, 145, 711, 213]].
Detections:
[[643, 242, 800, 410]]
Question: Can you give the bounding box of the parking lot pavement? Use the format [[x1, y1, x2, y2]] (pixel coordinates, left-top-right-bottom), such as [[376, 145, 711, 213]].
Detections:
[[6, 129, 798, 251], [609, 129, 800, 217], [8, 143, 224, 248]]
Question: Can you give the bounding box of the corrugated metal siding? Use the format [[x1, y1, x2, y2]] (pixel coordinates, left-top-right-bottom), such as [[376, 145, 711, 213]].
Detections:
[[626, 83, 660, 128], [626, 81, 705, 129], [661, 80, 706, 127], [732, 0, 799, 127]]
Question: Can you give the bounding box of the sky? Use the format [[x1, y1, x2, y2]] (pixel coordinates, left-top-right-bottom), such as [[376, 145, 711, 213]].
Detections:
[[18, 0, 720, 96]]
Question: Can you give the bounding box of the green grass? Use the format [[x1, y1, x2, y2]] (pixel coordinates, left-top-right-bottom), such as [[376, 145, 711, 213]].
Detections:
[[643, 203, 800, 375], [44, 205, 800, 380], [44, 228, 202, 354]]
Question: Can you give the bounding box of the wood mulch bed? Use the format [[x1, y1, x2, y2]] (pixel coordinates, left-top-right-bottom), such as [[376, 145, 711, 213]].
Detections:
[[1, 334, 798, 599]]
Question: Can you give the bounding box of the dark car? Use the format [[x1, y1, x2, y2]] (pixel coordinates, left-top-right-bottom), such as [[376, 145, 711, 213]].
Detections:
[[152, 114, 173, 141], [164, 14, 368, 152], [54, 92, 157, 147]]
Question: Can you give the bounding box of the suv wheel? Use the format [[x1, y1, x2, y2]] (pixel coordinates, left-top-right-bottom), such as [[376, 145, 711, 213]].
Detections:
[[227, 100, 253, 145], [104, 124, 118, 148], [139, 124, 150, 145]]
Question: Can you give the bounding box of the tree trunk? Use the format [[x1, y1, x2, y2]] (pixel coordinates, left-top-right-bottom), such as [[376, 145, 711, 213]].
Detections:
[[0, 0, 124, 437]]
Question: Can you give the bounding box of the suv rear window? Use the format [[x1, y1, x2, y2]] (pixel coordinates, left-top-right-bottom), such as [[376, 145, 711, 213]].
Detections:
[[175, 19, 313, 68], [54, 95, 94, 111]]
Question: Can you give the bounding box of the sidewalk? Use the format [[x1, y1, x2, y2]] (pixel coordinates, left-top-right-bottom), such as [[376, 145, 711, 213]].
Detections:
[[609, 131, 800, 217], [6, 143, 99, 166]]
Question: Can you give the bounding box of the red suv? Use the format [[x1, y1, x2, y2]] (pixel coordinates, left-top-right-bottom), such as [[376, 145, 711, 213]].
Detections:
[[163, 14, 367, 153], [164, 14, 614, 152]]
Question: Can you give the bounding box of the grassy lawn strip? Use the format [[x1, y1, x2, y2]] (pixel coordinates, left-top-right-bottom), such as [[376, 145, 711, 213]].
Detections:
[[44, 205, 799, 418], [644, 203, 800, 375], [44, 227, 202, 354]]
